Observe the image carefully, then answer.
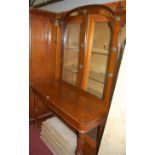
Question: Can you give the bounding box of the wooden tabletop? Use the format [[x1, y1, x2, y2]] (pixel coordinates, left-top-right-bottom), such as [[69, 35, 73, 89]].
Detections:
[[31, 81, 108, 133]]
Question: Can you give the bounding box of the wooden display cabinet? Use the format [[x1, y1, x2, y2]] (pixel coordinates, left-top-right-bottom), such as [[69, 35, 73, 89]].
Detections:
[[30, 2, 126, 155], [60, 6, 126, 100]]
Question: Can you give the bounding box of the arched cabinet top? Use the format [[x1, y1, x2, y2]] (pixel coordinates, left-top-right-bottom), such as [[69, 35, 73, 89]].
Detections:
[[58, 4, 126, 100], [61, 5, 116, 23]]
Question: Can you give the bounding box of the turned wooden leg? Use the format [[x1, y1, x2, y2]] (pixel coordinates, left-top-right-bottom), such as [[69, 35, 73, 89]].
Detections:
[[96, 122, 106, 154], [34, 95, 38, 128], [76, 133, 85, 155]]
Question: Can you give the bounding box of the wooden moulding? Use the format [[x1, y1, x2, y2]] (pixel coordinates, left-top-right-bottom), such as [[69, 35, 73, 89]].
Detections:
[[55, 1, 126, 19], [62, 5, 115, 23], [29, 8, 56, 18], [104, 1, 126, 12]]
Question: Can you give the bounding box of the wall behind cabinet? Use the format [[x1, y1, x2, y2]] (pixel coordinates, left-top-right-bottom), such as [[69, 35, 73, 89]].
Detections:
[[29, 10, 57, 120], [98, 47, 126, 155]]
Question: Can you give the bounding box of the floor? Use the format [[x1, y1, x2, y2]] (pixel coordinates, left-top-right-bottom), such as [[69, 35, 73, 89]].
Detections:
[[29, 125, 54, 155], [29, 122, 97, 155]]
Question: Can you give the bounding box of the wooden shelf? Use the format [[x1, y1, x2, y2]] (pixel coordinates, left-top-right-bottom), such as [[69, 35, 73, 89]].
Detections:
[[88, 77, 104, 84], [89, 71, 105, 84], [91, 51, 108, 55], [63, 65, 78, 73], [87, 71, 105, 98], [64, 46, 80, 52], [91, 48, 109, 55]]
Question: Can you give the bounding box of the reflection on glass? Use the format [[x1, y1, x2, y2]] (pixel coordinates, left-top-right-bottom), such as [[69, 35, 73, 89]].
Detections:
[[118, 24, 126, 58], [87, 22, 110, 98], [62, 23, 81, 86], [70, 11, 79, 16]]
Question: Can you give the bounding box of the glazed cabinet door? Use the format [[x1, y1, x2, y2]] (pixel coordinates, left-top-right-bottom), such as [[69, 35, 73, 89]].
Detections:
[[60, 11, 123, 100], [61, 16, 86, 87], [83, 15, 111, 99]]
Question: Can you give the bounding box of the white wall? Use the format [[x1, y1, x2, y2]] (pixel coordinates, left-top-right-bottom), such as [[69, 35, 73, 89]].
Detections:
[[40, 0, 120, 12], [98, 48, 126, 155]]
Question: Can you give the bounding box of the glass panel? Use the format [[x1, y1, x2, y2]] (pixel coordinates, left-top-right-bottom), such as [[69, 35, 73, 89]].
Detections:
[[87, 22, 111, 98], [118, 24, 126, 56], [62, 23, 81, 86], [120, 24, 126, 45]]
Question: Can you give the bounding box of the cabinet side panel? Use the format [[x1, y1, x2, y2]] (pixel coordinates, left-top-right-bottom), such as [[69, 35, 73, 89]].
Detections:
[[29, 11, 57, 120], [30, 14, 56, 83]]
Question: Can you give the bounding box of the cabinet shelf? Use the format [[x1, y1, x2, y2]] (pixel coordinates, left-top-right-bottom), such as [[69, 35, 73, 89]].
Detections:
[[91, 51, 108, 55], [91, 48, 109, 55], [88, 77, 104, 84], [63, 65, 78, 73], [64, 46, 80, 52], [89, 71, 105, 84]]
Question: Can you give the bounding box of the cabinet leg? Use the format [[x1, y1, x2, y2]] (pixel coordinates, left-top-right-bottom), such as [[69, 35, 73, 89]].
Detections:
[[96, 122, 106, 153], [76, 133, 85, 155], [34, 95, 38, 128]]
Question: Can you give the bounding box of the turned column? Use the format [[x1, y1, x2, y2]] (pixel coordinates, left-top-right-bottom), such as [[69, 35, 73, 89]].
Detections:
[[96, 122, 106, 154], [76, 133, 85, 155], [102, 16, 121, 106]]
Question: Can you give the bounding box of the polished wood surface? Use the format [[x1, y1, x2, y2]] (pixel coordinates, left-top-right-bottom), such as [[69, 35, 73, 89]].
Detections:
[[32, 81, 108, 133], [30, 14, 56, 83], [30, 8, 56, 18], [82, 15, 94, 90], [104, 1, 126, 12], [29, 3, 126, 155], [83, 135, 96, 155], [29, 9, 57, 120], [76, 133, 85, 155], [102, 18, 121, 105]]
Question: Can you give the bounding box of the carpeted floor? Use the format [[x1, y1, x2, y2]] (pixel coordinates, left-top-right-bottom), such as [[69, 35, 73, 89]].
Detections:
[[29, 125, 54, 155]]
